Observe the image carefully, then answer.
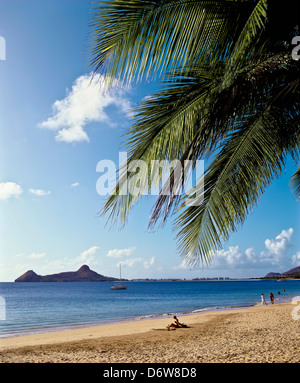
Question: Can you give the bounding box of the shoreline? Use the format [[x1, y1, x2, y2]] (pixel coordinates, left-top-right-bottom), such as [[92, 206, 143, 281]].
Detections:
[[0, 294, 293, 341], [0, 309, 218, 351], [1, 298, 299, 363]]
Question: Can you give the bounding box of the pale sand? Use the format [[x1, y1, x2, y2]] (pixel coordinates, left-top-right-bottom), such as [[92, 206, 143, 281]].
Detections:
[[0, 302, 299, 363]]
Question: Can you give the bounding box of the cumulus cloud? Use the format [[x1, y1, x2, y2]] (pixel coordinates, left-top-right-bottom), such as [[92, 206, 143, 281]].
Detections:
[[291, 251, 300, 266], [77, 246, 100, 265], [118, 256, 155, 270], [39, 73, 131, 143], [0, 182, 23, 200], [106, 247, 136, 258], [29, 188, 51, 197], [0, 184, 52, 200], [144, 256, 155, 269], [119, 257, 143, 268], [245, 247, 255, 259], [210, 246, 245, 269], [209, 228, 295, 270], [264, 228, 293, 256]]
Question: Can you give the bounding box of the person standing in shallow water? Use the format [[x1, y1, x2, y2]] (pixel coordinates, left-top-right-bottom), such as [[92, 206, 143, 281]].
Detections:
[[269, 292, 274, 304], [261, 293, 267, 305]]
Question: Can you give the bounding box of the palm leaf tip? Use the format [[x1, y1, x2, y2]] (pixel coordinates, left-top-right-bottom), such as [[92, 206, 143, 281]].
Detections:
[[290, 166, 300, 199]]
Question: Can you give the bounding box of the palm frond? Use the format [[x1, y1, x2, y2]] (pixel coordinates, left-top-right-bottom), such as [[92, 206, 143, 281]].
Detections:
[[101, 50, 299, 230], [90, 0, 252, 84], [290, 166, 300, 199], [225, 0, 268, 80], [101, 65, 223, 225], [175, 102, 299, 266], [148, 51, 299, 227], [94, 0, 300, 267]]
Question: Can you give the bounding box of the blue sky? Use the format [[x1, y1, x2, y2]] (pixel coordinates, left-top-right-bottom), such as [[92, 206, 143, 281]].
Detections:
[[0, 0, 299, 282]]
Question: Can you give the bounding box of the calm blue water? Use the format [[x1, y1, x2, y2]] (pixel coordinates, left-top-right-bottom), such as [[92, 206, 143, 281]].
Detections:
[[0, 280, 300, 338]]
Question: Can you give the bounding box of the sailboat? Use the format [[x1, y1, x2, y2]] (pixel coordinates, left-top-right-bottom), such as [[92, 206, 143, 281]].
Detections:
[[110, 263, 127, 290]]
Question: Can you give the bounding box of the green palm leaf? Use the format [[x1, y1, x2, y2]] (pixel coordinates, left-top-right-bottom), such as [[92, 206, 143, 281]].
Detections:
[[92, 0, 300, 266], [149, 51, 299, 226], [290, 166, 300, 199], [224, 0, 268, 82], [101, 65, 222, 225], [176, 99, 300, 266], [90, 0, 253, 84]]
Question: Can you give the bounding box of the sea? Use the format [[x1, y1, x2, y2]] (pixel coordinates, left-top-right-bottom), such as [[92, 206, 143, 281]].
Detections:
[[1, 279, 300, 338]]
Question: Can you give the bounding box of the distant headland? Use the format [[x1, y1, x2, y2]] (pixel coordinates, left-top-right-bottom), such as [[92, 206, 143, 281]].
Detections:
[[14, 265, 121, 282], [264, 266, 300, 279]]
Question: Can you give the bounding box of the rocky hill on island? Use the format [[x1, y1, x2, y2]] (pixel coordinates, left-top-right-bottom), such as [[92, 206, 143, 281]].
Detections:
[[281, 266, 300, 278], [15, 265, 121, 282], [264, 266, 300, 279]]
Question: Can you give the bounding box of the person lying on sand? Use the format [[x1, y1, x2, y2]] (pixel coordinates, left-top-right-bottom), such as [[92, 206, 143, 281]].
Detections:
[[166, 316, 188, 330]]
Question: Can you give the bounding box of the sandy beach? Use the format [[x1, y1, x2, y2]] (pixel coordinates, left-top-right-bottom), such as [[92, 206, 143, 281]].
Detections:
[[0, 301, 299, 363]]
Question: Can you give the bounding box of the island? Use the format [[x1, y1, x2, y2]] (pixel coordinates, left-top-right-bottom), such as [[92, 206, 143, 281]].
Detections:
[[264, 266, 300, 279], [14, 265, 121, 282]]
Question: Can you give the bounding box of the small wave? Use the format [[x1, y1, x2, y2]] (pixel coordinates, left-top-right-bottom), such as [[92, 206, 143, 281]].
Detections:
[[134, 312, 173, 321], [134, 304, 256, 321]]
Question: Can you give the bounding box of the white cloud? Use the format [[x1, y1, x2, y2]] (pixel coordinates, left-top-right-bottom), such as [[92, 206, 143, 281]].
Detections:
[[40, 246, 100, 273], [209, 228, 296, 270], [291, 251, 300, 266], [29, 188, 51, 197], [0, 182, 23, 200], [245, 247, 256, 260], [119, 257, 143, 268], [80, 246, 99, 259], [77, 246, 100, 265], [71, 182, 80, 187], [29, 252, 46, 259], [172, 260, 190, 270], [144, 256, 155, 269], [210, 246, 244, 268], [264, 228, 293, 256], [106, 247, 136, 258], [39, 73, 131, 143], [118, 256, 155, 270]]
